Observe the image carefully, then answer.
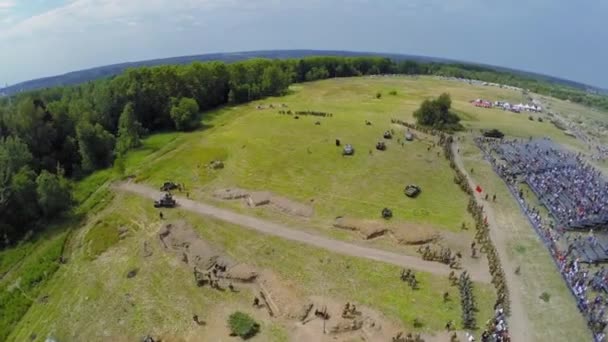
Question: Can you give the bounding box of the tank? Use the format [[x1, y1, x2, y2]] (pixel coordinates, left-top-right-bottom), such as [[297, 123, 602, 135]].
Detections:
[[376, 141, 387, 151], [382, 208, 393, 219], [343, 144, 355, 156], [160, 182, 179, 192], [154, 193, 177, 208], [404, 185, 421, 198], [405, 132, 414, 141], [383, 131, 392, 139]]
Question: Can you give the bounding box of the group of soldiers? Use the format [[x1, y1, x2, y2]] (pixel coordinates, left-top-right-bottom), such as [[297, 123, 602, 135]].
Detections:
[[193, 263, 236, 292], [341, 302, 361, 319], [277, 109, 333, 117], [417, 245, 462, 269], [391, 119, 441, 138], [459, 271, 478, 330], [400, 268, 419, 290], [392, 332, 425, 342], [442, 138, 511, 317]]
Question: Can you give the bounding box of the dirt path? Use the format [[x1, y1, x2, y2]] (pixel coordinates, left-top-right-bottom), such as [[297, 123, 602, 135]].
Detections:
[[451, 142, 530, 341], [116, 182, 491, 283]]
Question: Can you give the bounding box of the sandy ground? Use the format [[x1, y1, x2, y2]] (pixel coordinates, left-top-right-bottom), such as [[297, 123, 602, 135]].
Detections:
[[452, 141, 530, 341], [116, 182, 491, 283]]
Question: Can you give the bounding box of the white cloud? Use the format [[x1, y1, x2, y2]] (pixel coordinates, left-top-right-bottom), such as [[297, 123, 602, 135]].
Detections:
[[0, 0, 16, 10], [0, 0, 239, 40]]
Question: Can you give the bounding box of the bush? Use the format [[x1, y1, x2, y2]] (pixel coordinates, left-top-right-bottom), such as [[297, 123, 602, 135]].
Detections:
[[228, 311, 260, 339], [413, 317, 424, 328], [376, 92, 382, 99], [540, 292, 551, 302], [389, 90, 398, 96], [482, 129, 505, 139], [413, 93, 462, 131]]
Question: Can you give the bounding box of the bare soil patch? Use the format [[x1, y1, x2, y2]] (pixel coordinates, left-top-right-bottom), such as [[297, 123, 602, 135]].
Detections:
[[214, 187, 314, 218], [333, 217, 439, 244]]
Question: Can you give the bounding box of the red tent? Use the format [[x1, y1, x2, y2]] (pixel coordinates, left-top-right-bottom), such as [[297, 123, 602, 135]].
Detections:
[[476, 185, 483, 193]]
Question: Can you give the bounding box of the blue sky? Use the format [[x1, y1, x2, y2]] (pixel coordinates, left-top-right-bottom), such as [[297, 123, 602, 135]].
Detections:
[[0, 0, 607, 88]]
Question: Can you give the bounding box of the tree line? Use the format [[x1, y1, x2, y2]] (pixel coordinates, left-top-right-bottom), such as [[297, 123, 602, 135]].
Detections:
[[0, 55, 606, 246]]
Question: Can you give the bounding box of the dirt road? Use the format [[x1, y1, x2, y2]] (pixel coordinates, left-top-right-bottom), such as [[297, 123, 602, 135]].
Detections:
[[451, 142, 530, 341], [117, 182, 491, 283]]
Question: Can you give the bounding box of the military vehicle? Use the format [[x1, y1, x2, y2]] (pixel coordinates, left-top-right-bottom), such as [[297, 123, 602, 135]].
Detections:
[[376, 141, 387, 151], [405, 132, 414, 141], [382, 208, 393, 219], [404, 184, 421, 198], [343, 144, 354, 156], [154, 193, 177, 208], [383, 131, 392, 139], [160, 182, 179, 192]]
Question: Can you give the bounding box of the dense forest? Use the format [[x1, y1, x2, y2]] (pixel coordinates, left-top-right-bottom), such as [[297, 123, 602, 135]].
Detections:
[[0, 55, 607, 246]]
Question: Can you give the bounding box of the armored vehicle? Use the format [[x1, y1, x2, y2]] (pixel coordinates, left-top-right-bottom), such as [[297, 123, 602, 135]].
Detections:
[[343, 144, 354, 156], [154, 193, 177, 208], [404, 184, 421, 198]]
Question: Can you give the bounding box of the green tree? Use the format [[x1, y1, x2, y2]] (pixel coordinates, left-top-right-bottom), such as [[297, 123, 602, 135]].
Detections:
[[76, 122, 116, 173], [35, 169, 72, 217], [228, 312, 260, 339], [413, 93, 462, 131], [261, 65, 290, 96], [170, 97, 199, 131], [115, 102, 141, 155], [305, 67, 329, 81], [8, 167, 40, 226]]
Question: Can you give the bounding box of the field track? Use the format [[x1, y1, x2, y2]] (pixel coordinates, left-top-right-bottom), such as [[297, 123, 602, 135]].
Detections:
[[116, 181, 491, 283]]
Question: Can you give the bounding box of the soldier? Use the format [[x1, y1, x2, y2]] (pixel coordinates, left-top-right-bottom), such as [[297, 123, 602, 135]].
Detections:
[[492, 194, 496, 202], [193, 314, 205, 326], [229, 283, 236, 292], [515, 266, 521, 275], [443, 291, 450, 302], [449, 271, 458, 285], [471, 245, 477, 258], [253, 297, 260, 307], [159, 212, 164, 220]]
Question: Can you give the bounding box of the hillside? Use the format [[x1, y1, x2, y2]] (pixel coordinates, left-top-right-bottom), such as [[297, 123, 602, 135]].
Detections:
[[1, 50, 605, 96], [3, 74, 606, 341]]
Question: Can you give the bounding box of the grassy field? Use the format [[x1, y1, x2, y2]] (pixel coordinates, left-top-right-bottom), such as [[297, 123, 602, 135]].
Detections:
[[6, 193, 495, 341], [3, 75, 607, 341]]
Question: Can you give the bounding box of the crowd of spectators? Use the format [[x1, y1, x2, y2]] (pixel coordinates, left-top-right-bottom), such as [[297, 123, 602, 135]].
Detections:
[[476, 137, 608, 341], [480, 138, 608, 229]]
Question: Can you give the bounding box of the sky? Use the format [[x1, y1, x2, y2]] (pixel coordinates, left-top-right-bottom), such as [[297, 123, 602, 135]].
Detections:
[[0, 0, 607, 88]]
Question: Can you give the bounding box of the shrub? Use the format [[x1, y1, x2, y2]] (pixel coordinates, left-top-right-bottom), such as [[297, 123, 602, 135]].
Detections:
[[228, 311, 260, 339], [540, 292, 551, 302], [376, 92, 382, 99], [482, 129, 505, 139], [413, 93, 462, 131], [389, 90, 398, 96], [413, 317, 424, 328]]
